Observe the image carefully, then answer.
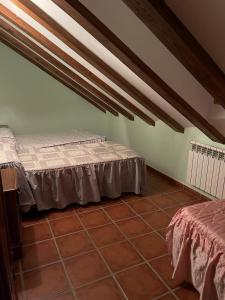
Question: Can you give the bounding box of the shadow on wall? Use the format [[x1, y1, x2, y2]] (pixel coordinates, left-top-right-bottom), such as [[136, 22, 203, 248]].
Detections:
[[107, 115, 225, 184]]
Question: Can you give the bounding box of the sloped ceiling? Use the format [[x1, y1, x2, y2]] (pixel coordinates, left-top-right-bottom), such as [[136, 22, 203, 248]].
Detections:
[[166, 0, 225, 73], [0, 0, 224, 143]]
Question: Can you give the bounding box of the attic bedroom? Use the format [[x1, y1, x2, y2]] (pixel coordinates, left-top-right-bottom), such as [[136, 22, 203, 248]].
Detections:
[[0, 1, 224, 300]]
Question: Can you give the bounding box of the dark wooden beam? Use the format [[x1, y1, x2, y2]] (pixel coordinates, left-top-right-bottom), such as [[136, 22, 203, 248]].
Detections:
[[0, 5, 155, 126], [0, 17, 133, 121], [52, 0, 225, 143], [0, 30, 118, 115], [214, 99, 225, 109], [12, 0, 180, 128], [13, 0, 184, 132], [122, 0, 225, 108]]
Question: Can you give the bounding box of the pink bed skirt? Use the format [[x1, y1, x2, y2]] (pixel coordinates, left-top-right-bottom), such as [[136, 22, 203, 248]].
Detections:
[[167, 200, 225, 300]]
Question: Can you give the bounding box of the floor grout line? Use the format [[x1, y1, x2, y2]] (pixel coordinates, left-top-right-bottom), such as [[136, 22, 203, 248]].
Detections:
[[101, 206, 181, 300], [19, 186, 203, 300], [20, 236, 171, 275], [117, 201, 169, 238], [151, 290, 177, 300], [42, 288, 76, 300], [122, 201, 181, 300], [46, 219, 78, 300], [21, 188, 200, 228], [75, 274, 112, 290], [21, 187, 177, 224], [17, 259, 26, 300], [75, 210, 129, 300], [21, 218, 167, 250]]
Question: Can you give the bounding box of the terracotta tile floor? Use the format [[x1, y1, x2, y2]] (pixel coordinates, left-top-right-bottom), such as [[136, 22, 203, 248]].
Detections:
[[15, 169, 208, 299]]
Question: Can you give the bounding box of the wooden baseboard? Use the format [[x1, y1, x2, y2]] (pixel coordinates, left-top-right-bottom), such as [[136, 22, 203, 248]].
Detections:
[[146, 165, 212, 200]]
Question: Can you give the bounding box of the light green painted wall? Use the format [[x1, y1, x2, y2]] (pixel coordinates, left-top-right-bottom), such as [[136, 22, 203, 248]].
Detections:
[[0, 42, 109, 135], [1, 41, 224, 192], [108, 114, 225, 186]]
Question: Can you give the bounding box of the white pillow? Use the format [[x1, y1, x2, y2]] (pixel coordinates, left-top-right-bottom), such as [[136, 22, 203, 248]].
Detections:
[[0, 127, 15, 139]]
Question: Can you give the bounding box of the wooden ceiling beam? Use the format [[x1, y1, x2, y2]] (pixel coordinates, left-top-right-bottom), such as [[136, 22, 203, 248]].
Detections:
[[13, 0, 179, 128], [0, 30, 119, 115], [0, 6, 155, 126], [52, 0, 225, 143], [0, 20, 133, 121], [123, 0, 225, 108]]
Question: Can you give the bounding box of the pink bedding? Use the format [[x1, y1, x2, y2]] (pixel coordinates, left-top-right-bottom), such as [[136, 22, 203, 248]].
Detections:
[[167, 200, 225, 300]]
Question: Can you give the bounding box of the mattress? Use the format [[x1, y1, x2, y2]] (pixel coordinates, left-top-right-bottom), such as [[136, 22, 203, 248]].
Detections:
[[167, 200, 225, 300], [18, 141, 146, 210]]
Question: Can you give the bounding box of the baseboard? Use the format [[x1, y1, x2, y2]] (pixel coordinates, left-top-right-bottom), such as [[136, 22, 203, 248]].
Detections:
[[146, 165, 214, 201]]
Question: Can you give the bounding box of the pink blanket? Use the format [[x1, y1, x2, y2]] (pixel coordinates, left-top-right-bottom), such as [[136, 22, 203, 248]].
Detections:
[[167, 200, 225, 300]]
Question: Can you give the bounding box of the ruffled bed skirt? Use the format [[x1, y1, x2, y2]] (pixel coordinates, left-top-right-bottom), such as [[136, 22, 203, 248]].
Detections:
[[167, 200, 225, 300], [20, 157, 146, 211]]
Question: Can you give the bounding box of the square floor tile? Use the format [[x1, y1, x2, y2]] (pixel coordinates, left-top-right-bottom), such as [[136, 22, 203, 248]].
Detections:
[[22, 222, 52, 244], [47, 291, 75, 300], [76, 277, 125, 300], [128, 198, 158, 214], [104, 204, 135, 221], [65, 251, 109, 288], [50, 215, 83, 237], [56, 231, 94, 258], [116, 217, 151, 238], [74, 202, 102, 214], [150, 255, 180, 288], [100, 241, 143, 272], [100, 198, 123, 207], [175, 285, 200, 300], [122, 194, 142, 202], [152, 195, 178, 209], [141, 211, 171, 230], [116, 264, 167, 299], [22, 239, 59, 271], [23, 263, 69, 300], [157, 294, 177, 300], [48, 206, 75, 220], [88, 224, 124, 247], [169, 191, 197, 205], [157, 228, 167, 240], [79, 209, 111, 229], [15, 275, 23, 300], [131, 232, 167, 259], [165, 205, 182, 217]]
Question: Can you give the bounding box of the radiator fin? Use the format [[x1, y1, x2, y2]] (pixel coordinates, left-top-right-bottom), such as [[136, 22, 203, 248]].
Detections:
[[187, 142, 225, 199]]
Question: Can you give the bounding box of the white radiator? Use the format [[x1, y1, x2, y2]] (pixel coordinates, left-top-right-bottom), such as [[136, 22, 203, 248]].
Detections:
[[187, 141, 225, 199]]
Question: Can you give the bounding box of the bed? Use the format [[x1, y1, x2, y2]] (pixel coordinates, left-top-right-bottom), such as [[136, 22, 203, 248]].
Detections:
[[167, 200, 225, 300], [0, 127, 146, 211]]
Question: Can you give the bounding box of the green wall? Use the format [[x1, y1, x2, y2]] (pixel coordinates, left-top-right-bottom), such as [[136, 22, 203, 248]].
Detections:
[[108, 114, 225, 187], [1, 41, 224, 192], [0, 42, 109, 135]]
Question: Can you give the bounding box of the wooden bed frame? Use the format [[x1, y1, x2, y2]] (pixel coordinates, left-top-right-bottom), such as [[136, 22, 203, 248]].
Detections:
[[0, 168, 21, 300]]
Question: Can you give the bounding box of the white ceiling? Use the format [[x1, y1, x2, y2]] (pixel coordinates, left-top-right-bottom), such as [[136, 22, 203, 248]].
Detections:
[[80, 0, 225, 134], [0, 0, 224, 135]]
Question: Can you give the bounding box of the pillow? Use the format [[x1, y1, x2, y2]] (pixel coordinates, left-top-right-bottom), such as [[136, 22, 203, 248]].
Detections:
[[0, 127, 15, 139], [0, 138, 19, 165]]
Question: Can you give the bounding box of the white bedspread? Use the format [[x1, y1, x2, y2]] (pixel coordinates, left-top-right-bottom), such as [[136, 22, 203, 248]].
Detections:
[[16, 130, 106, 151]]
